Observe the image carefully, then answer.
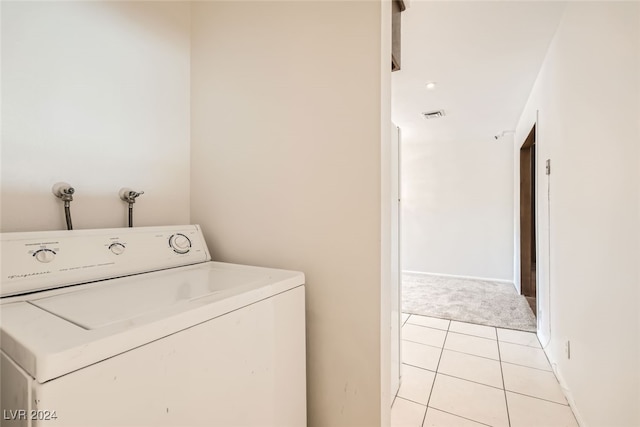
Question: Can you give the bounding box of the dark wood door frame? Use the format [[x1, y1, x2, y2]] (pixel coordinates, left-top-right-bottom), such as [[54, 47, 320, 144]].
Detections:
[[391, 0, 406, 71], [520, 125, 537, 311]]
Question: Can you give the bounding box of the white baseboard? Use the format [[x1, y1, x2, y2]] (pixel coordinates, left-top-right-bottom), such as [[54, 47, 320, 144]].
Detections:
[[402, 270, 515, 286], [546, 353, 585, 427]]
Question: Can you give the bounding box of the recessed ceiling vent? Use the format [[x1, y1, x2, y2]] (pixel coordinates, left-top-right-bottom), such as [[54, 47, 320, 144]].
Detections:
[[421, 110, 446, 119]]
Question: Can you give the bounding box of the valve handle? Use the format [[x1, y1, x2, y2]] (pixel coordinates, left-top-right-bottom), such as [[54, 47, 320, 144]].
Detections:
[[119, 188, 144, 204], [52, 182, 75, 201]]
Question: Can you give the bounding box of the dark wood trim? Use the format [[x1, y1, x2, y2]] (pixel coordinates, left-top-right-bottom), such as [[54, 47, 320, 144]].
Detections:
[[520, 125, 537, 301], [392, 56, 400, 72], [521, 125, 535, 149], [391, 0, 404, 72]]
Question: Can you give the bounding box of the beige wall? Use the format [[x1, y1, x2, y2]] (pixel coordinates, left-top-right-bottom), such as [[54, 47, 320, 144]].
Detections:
[[515, 3, 640, 426], [190, 2, 389, 425], [1, 2, 191, 232]]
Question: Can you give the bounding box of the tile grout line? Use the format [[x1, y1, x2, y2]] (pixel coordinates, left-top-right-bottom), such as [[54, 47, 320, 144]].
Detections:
[[497, 333, 512, 427], [436, 346, 500, 362], [401, 362, 437, 374], [393, 395, 427, 408], [405, 325, 450, 335], [446, 348, 500, 362], [434, 372, 504, 392], [447, 330, 498, 342], [402, 314, 411, 327], [427, 408, 494, 427], [420, 320, 450, 427], [499, 339, 542, 349], [505, 389, 569, 406], [501, 359, 553, 372], [405, 320, 450, 331], [402, 338, 446, 350]]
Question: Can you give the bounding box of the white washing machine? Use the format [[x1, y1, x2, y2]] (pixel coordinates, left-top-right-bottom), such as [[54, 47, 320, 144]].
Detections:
[[0, 225, 306, 427]]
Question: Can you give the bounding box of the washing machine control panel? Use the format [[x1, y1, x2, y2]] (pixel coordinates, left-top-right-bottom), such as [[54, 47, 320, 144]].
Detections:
[[0, 225, 211, 297]]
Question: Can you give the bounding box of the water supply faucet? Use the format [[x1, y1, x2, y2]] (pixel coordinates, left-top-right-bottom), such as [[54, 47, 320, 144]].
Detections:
[[119, 188, 144, 227], [52, 182, 75, 230]]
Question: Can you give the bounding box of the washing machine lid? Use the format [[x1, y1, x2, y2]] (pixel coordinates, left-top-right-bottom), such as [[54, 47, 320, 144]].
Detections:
[[0, 262, 304, 383], [29, 265, 270, 330]]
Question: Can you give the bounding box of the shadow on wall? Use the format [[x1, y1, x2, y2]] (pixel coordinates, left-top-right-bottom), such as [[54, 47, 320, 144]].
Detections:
[[76, 2, 189, 44]]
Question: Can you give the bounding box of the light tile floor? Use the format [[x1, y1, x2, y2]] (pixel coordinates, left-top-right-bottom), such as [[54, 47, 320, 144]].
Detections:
[[392, 314, 579, 427]]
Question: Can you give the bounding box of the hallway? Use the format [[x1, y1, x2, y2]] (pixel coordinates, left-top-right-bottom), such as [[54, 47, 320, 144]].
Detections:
[[391, 314, 578, 427]]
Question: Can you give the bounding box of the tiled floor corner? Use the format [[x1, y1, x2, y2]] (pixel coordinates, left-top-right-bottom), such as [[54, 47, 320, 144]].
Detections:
[[391, 314, 579, 427]]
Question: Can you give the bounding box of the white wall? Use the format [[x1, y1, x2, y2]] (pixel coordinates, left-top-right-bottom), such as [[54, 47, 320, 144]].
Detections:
[[190, 2, 389, 426], [401, 135, 514, 281], [515, 3, 640, 426], [1, 2, 191, 232]]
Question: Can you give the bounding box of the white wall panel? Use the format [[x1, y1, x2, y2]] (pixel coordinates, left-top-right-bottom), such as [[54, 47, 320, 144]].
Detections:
[[1, 2, 191, 232], [401, 135, 514, 281], [515, 4, 640, 425]]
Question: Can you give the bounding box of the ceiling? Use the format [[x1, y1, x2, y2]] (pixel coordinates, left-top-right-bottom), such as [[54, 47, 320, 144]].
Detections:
[[391, 1, 567, 144]]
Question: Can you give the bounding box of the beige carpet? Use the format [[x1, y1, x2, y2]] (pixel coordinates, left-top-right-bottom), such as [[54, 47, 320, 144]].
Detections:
[[402, 272, 536, 332]]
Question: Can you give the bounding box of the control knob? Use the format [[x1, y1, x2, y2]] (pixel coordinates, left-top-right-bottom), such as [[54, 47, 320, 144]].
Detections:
[[34, 249, 56, 263], [109, 243, 126, 255], [169, 233, 191, 254]]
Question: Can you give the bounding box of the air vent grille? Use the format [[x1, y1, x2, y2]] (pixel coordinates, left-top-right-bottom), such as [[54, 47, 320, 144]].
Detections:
[[421, 110, 446, 119]]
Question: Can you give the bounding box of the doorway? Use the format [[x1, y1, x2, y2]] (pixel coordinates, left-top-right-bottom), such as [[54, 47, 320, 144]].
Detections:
[[519, 125, 537, 315]]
